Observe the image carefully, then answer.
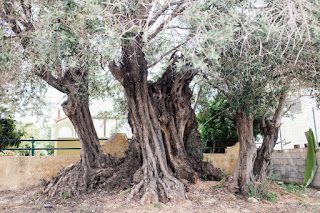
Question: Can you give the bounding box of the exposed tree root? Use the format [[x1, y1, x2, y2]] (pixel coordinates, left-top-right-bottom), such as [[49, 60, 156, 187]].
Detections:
[[128, 171, 185, 204], [43, 153, 142, 198]]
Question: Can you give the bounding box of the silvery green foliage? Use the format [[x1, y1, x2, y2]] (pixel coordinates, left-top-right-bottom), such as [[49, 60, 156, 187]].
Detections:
[[1, 0, 196, 115], [184, 0, 320, 115], [0, 0, 120, 114]]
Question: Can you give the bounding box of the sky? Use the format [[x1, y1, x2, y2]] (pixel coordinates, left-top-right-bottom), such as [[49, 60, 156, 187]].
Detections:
[[16, 86, 115, 128]]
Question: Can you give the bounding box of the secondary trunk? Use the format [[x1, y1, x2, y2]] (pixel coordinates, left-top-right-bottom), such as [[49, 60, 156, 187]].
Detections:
[[253, 128, 279, 180], [253, 91, 287, 180], [63, 95, 109, 170], [231, 110, 257, 194], [109, 39, 224, 204], [43, 71, 116, 197]]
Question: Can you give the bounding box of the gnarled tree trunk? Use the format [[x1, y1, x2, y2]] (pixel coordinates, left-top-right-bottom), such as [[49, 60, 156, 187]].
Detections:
[[231, 111, 257, 194], [253, 128, 279, 181], [109, 40, 224, 204], [1, 1, 120, 197], [253, 91, 287, 180], [43, 70, 117, 197]]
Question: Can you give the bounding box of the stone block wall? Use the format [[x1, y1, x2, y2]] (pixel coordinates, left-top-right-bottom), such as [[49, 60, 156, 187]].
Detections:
[[271, 148, 320, 187], [101, 133, 128, 158]]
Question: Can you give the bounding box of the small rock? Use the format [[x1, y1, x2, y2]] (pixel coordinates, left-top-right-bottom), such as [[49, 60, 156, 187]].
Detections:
[[248, 197, 259, 203], [44, 204, 53, 209], [277, 181, 284, 185], [229, 193, 237, 200]]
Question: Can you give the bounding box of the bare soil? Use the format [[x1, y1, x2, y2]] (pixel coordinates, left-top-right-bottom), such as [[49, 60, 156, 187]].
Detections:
[[1, 181, 319, 213]]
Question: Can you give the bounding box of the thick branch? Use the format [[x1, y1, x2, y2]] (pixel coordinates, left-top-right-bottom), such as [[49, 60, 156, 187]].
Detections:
[[108, 61, 124, 85], [271, 90, 287, 127], [35, 67, 67, 94], [147, 41, 187, 69]]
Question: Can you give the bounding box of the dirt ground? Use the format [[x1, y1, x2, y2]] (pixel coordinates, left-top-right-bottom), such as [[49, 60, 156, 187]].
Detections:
[[0, 181, 319, 213]]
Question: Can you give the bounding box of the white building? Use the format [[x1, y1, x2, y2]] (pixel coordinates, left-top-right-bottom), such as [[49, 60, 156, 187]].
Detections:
[[274, 93, 320, 150]]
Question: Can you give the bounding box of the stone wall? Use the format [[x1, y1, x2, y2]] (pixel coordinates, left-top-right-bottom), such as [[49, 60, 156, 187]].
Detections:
[[271, 148, 320, 187], [55, 134, 129, 156], [101, 133, 128, 158], [203, 143, 239, 175]]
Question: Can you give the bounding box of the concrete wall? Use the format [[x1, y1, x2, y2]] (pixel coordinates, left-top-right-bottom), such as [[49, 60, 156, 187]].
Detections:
[[0, 134, 130, 190], [0, 156, 79, 190], [203, 143, 239, 175], [271, 148, 320, 187], [0, 141, 238, 190]]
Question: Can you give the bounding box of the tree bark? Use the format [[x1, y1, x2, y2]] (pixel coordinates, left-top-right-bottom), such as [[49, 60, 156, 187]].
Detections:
[[1, 2, 120, 197], [253, 128, 279, 180], [253, 91, 287, 180], [231, 110, 257, 194], [109, 39, 224, 204], [43, 69, 118, 197]]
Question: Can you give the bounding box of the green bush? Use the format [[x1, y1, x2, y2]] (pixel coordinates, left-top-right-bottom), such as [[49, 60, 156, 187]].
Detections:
[[0, 108, 24, 148]]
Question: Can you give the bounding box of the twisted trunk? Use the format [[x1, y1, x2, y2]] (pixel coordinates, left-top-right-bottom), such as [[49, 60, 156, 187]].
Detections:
[[253, 91, 287, 180], [43, 71, 118, 197], [150, 66, 223, 182], [231, 111, 257, 194], [63, 95, 109, 170], [253, 128, 279, 180], [3, 2, 121, 197], [109, 40, 224, 204]]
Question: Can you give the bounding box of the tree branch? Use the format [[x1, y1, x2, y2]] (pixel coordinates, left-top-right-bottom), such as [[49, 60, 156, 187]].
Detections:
[[193, 83, 203, 112], [35, 67, 67, 94], [108, 61, 124, 85], [147, 40, 187, 69], [146, 0, 184, 28], [147, 3, 187, 41]]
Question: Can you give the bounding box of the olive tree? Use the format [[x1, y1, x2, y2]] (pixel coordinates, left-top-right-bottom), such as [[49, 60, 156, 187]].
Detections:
[[185, 0, 320, 193], [1, 0, 224, 203], [1, 0, 120, 197]]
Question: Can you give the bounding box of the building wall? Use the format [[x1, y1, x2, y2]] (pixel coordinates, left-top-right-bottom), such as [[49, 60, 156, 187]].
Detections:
[[55, 138, 82, 156], [275, 95, 320, 150], [271, 148, 320, 187], [54, 119, 75, 139], [55, 134, 128, 157]]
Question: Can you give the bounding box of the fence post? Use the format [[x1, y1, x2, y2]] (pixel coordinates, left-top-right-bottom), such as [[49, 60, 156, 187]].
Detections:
[[312, 107, 318, 143], [31, 137, 35, 156]]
